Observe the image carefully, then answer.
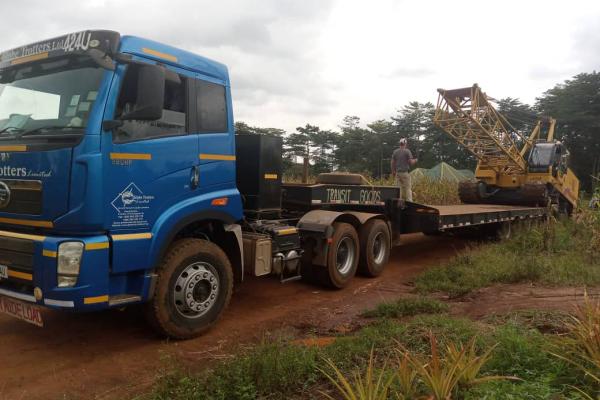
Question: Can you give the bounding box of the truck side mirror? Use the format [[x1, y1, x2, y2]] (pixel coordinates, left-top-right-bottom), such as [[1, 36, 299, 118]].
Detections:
[[120, 64, 165, 121]]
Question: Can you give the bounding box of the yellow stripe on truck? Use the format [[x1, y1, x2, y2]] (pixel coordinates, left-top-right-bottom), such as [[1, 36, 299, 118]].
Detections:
[[10, 52, 49, 65], [8, 270, 33, 281], [0, 217, 53, 228], [199, 154, 236, 161], [142, 48, 178, 62], [0, 145, 27, 152], [42, 250, 57, 258], [0, 230, 46, 242], [110, 153, 152, 160], [84, 295, 109, 304], [111, 233, 153, 241], [85, 242, 109, 250]]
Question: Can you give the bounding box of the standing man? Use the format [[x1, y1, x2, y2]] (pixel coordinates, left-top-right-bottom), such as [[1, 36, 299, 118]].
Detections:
[[391, 138, 418, 202]]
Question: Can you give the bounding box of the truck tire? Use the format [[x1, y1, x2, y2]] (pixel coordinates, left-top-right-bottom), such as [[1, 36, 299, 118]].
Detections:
[[316, 222, 359, 289], [144, 238, 233, 339], [358, 219, 390, 277]]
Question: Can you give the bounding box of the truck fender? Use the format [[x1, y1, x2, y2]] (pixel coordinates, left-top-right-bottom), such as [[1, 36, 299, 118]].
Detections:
[[343, 211, 387, 226], [147, 189, 243, 270], [224, 223, 244, 281], [297, 210, 386, 267], [344, 211, 392, 241]]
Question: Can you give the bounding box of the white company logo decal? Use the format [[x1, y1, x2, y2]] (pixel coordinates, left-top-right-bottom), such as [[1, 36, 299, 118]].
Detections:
[[0, 165, 52, 178], [111, 182, 155, 228], [0, 31, 96, 62]]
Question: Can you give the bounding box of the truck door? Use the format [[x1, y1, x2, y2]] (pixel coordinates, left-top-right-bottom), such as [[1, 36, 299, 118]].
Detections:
[[194, 76, 236, 193], [102, 62, 198, 272]]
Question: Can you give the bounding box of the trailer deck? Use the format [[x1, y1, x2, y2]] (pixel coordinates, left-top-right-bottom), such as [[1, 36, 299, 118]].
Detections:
[[431, 204, 546, 230], [282, 182, 547, 235]]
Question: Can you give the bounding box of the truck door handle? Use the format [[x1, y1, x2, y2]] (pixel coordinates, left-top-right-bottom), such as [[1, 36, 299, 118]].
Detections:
[[191, 166, 199, 189]]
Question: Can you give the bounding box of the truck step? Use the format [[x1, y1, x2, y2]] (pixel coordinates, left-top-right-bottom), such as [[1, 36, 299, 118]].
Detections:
[[109, 294, 142, 306]]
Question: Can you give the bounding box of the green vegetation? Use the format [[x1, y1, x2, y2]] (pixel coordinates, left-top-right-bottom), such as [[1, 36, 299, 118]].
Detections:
[[361, 297, 448, 319], [415, 214, 600, 298], [146, 313, 592, 399]]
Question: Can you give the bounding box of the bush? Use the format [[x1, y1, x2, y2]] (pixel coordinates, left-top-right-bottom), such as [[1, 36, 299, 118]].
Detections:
[[415, 217, 600, 298]]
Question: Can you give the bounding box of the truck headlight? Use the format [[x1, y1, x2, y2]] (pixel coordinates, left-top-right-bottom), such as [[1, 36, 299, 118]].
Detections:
[[57, 242, 84, 287]]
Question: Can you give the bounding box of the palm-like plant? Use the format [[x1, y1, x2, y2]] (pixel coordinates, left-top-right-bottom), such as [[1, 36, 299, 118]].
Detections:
[[397, 333, 464, 400], [320, 349, 394, 400], [551, 292, 600, 399]]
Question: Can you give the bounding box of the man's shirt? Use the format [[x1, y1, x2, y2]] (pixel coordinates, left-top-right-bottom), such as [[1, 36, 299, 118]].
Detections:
[[392, 148, 413, 172]]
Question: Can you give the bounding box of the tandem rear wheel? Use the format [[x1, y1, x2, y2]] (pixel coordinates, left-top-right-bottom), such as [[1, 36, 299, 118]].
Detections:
[[306, 222, 360, 289], [358, 219, 391, 277], [144, 238, 233, 339]]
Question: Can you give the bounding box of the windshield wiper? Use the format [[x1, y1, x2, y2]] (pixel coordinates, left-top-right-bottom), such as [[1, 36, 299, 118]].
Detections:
[[19, 126, 84, 137], [0, 126, 25, 136]]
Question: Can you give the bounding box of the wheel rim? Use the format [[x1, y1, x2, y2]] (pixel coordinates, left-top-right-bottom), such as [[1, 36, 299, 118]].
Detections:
[[371, 232, 387, 264], [336, 236, 355, 275], [173, 262, 219, 319]]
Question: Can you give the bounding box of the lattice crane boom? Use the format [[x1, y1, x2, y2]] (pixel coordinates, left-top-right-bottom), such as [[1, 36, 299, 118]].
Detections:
[[433, 84, 527, 175]]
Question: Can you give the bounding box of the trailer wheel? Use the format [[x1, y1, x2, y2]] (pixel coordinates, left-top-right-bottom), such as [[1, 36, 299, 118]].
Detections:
[[144, 238, 233, 339], [481, 221, 512, 240], [358, 219, 390, 277], [497, 222, 512, 240], [317, 222, 359, 289]]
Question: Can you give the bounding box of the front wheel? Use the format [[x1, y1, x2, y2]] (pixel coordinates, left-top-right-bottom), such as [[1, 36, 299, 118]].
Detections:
[[144, 238, 233, 339]]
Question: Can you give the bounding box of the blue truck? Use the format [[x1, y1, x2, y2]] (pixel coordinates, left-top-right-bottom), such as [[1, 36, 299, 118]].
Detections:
[[0, 30, 548, 338]]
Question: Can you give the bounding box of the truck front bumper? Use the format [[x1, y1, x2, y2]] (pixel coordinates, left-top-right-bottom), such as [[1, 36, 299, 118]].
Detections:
[[0, 230, 144, 311]]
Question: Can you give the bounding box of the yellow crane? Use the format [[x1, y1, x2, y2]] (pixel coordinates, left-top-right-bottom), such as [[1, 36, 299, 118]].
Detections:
[[433, 84, 579, 214]]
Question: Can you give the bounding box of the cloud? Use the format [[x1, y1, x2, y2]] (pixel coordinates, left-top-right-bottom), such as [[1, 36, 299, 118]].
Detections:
[[382, 66, 434, 79], [0, 0, 598, 132], [0, 0, 336, 131], [572, 18, 600, 72]]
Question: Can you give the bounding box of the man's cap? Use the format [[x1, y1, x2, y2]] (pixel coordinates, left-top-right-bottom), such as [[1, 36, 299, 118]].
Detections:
[[399, 138, 407, 145]]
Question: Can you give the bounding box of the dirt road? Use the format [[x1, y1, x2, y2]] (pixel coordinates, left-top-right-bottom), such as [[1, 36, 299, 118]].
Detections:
[[0, 234, 466, 400]]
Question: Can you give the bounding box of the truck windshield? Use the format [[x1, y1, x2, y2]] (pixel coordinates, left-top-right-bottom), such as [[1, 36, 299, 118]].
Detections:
[[0, 56, 104, 137]]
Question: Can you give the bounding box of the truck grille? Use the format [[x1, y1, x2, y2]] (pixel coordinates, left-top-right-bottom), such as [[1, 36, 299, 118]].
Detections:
[[0, 235, 34, 278], [0, 179, 43, 215]]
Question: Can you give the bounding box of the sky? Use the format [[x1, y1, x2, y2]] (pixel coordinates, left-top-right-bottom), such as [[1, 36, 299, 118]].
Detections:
[[0, 0, 598, 132]]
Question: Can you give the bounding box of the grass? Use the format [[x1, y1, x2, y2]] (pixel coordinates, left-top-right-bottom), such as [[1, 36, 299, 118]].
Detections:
[[145, 314, 588, 400], [361, 297, 449, 319], [415, 214, 600, 298]]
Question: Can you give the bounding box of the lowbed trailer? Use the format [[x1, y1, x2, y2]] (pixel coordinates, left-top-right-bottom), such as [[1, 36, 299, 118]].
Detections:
[[282, 182, 546, 235], [0, 30, 548, 339], [237, 135, 547, 292]]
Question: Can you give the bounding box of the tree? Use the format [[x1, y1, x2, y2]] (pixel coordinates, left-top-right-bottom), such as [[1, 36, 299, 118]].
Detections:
[[393, 102, 475, 171], [497, 97, 537, 136], [334, 116, 374, 174], [536, 72, 600, 190], [234, 121, 285, 137], [284, 124, 337, 175]]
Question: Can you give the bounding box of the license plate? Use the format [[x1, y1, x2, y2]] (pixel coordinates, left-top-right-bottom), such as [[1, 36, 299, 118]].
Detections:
[[0, 265, 7, 279], [0, 296, 43, 327]]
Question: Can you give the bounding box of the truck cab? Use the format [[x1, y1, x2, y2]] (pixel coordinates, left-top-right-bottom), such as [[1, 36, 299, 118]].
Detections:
[[0, 30, 244, 338]]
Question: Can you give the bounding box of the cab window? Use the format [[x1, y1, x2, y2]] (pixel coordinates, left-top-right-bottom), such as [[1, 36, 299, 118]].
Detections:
[[196, 79, 227, 133], [113, 64, 187, 143]]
